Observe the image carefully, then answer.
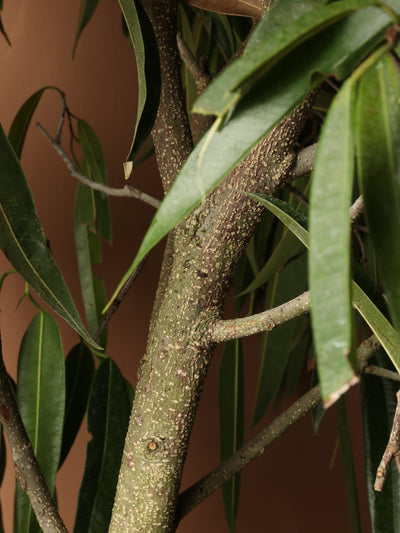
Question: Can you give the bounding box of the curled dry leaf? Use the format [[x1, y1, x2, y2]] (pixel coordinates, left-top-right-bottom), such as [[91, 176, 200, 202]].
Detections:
[[182, 0, 262, 18]]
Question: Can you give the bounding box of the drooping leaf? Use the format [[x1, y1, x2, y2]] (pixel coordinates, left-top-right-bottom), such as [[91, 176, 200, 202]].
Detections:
[[284, 316, 311, 397], [15, 311, 65, 533], [336, 396, 362, 533], [248, 195, 400, 378], [75, 120, 111, 347], [59, 342, 95, 468], [219, 339, 244, 532], [73, 0, 100, 58], [195, 0, 377, 117], [74, 358, 130, 533], [0, 125, 100, 350], [309, 78, 356, 406], [361, 353, 400, 533], [251, 253, 307, 428], [8, 87, 63, 159], [118, 0, 161, 167], [356, 56, 400, 333], [105, 4, 394, 309]]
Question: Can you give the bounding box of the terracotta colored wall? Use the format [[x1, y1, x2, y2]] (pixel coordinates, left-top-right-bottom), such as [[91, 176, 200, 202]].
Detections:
[[0, 2, 371, 532]]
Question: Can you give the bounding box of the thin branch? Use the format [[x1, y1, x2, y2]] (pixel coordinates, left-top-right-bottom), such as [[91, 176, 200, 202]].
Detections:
[[363, 365, 400, 383], [350, 195, 364, 223], [176, 335, 380, 521], [0, 334, 68, 533], [94, 253, 150, 342], [177, 33, 211, 94], [292, 142, 317, 179], [36, 122, 161, 209], [375, 389, 400, 491], [211, 290, 310, 343]]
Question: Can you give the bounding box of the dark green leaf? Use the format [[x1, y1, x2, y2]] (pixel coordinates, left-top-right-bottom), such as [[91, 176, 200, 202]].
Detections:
[[73, 0, 100, 58], [118, 0, 161, 167], [8, 87, 62, 159], [15, 312, 65, 533], [336, 396, 361, 533], [195, 0, 377, 117], [251, 253, 307, 428], [0, 125, 100, 350], [309, 79, 356, 406], [249, 195, 400, 379], [356, 56, 400, 332], [0, 426, 5, 487], [361, 354, 400, 533], [219, 339, 244, 532], [105, 4, 394, 309], [74, 358, 130, 533], [284, 317, 311, 397], [59, 342, 95, 468]]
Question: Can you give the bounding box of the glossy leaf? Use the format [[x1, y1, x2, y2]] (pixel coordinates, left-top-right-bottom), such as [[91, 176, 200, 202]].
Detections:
[[105, 4, 393, 309], [336, 396, 361, 533], [251, 253, 307, 428], [118, 0, 161, 166], [219, 339, 244, 532], [75, 120, 111, 347], [15, 312, 65, 533], [248, 195, 400, 379], [361, 354, 400, 533], [195, 0, 376, 117], [73, 0, 100, 58], [59, 343, 95, 467], [356, 56, 400, 332], [74, 358, 130, 533], [0, 125, 100, 350], [309, 79, 356, 405], [8, 87, 62, 159]]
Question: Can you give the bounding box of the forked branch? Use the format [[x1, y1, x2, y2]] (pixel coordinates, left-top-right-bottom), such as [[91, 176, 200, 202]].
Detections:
[[375, 388, 400, 491]]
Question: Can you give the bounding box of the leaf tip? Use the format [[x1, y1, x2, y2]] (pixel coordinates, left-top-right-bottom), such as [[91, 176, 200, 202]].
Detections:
[[124, 161, 133, 180], [323, 375, 359, 409]]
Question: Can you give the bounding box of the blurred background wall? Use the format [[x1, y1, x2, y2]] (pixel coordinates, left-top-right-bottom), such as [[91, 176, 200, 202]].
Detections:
[[0, 2, 371, 531]]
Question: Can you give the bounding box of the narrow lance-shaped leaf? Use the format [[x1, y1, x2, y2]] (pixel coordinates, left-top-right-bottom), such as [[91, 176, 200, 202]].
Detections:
[[361, 352, 400, 533], [118, 0, 161, 170], [356, 56, 400, 333], [59, 343, 95, 468], [219, 339, 244, 532], [74, 358, 131, 533], [15, 311, 65, 533], [8, 87, 63, 159], [73, 0, 100, 58], [247, 195, 400, 378], [0, 125, 100, 350], [195, 0, 377, 118], [309, 78, 356, 406], [105, 5, 393, 310], [75, 119, 111, 347]]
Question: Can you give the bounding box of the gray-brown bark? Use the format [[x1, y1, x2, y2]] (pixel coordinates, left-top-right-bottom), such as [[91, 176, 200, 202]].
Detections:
[[109, 4, 316, 531]]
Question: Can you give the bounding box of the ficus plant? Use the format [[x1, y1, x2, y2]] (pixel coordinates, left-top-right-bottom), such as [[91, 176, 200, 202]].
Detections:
[[1, 0, 400, 531]]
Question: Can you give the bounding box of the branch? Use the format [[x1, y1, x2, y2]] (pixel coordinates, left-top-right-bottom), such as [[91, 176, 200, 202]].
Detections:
[[177, 33, 211, 94], [36, 122, 161, 209], [176, 334, 380, 521], [292, 142, 317, 179], [363, 365, 400, 383], [211, 290, 310, 343], [375, 389, 400, 491], [0, 335, 68, 533]]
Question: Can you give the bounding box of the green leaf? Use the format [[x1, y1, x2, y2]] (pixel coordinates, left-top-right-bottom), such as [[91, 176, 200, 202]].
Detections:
[[309, 79, 356, 405], [8, 87, 62, 159], [0, 125, 100, 350], [361, 355, 400, 533], [195, 0, 377, 118], [219, 339, 244, 532], [73, 0, 100, 58], [248, 195, 400, 383], [59, 342, 95, 468], [105, 3, 394, 309], [75, 120, 111, 347], [336, 396, 361, 533], [15, 312, 65, 533], [356, 56, 400, 332], [74, 358, 130, 533], [118, 0, 161, 167], [251, 253, 307, 428]]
